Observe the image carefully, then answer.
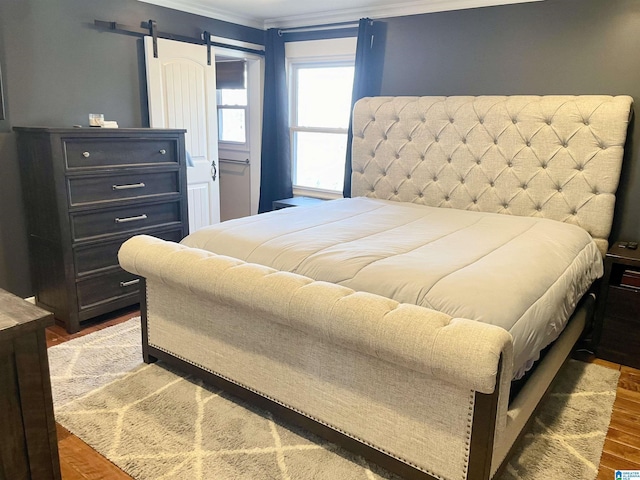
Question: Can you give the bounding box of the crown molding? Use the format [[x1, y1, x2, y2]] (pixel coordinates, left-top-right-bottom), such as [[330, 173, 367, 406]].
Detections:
[[136, 0, 265, 29], [137, 0, 543, 30], [266, 0, 543, 29]]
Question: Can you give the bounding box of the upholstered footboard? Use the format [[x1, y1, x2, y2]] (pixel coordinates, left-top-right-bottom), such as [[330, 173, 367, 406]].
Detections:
[[119, 235, 517, 480]]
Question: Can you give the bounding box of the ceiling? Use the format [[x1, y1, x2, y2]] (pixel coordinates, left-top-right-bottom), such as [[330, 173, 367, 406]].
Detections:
[[138, 0, 543, 29]]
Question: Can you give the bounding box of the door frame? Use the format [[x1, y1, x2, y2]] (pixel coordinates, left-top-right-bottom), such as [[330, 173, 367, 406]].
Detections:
[[214, 46, 264, 216]]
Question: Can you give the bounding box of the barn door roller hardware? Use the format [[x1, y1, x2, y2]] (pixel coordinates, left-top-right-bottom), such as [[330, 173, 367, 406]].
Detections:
[[93, 19, 265, 62], [148, 20, 158, 58]]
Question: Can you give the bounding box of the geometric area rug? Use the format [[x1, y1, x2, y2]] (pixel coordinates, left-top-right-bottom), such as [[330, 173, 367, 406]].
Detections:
[[48, 318, 620, 480]]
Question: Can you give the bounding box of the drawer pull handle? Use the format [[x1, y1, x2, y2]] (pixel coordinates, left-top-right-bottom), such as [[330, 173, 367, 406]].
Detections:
[[159, 149, 167, 155], [112, 182, 146, 190], [115, 214, 147, 224], [120, 279, 140, 288], [82, 151, 90, 158]]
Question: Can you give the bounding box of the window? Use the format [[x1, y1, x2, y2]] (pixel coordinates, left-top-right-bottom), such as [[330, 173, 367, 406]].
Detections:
[[290, 63, 354, 193], [217, 89, 247, 144], [286, 37, 357, 195], [217, 62, 248, 146]]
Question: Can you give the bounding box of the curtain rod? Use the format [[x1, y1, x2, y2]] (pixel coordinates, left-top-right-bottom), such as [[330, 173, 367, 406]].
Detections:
[[279, 21, 360, 35]]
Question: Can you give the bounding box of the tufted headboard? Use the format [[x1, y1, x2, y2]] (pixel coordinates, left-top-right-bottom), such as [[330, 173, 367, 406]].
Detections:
[[351, 96, 633, 255]]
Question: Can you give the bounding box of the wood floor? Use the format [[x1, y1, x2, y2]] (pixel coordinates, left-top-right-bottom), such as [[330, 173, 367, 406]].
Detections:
[[47, 308, 139, 480], [47, 310, 640, 480]]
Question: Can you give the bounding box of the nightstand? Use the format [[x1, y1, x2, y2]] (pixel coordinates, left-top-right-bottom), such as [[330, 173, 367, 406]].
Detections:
[[594, 241, 640, 369], [272, 196, 326, 210], [0, 289, 61, 479]]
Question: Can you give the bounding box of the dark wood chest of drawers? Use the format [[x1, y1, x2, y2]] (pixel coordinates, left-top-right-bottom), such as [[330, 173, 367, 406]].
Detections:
[[14, 127, 188, 333]]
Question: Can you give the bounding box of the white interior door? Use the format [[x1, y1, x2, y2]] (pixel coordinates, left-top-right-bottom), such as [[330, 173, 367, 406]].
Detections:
[[145, 37, 221, 231]]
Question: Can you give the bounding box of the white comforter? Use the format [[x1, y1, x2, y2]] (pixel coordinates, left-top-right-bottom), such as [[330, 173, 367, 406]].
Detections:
[[182, 197, 603, 378]]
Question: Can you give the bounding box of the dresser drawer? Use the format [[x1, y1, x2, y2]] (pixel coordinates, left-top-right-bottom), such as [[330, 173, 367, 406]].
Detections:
[[603, 285, 640, 320], [68, 171, 180, 206], [599, 313, 640, 369], [64, 138, 177, 169], [74, 228, 184, 277], [597, 285, 640, 369], [71, 202, 182, 241], [77, 269, 140, 311]]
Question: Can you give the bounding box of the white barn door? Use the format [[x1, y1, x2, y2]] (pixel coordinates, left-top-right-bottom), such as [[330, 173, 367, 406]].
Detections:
[[145, 37, 221, 231]]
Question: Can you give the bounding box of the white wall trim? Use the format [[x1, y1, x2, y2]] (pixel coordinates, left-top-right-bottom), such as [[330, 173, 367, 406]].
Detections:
[[138, 0, 543, 30], [209, 35, 264, 53], [136, 0, 265, 29], [267, 0, 543, 28], [293, 186, 343, 200], [285, 37, 358, 60]]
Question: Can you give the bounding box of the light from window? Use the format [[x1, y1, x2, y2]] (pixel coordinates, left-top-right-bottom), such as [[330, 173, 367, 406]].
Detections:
[[217, 84, 248, 144], [291, 63, 354, 192], [220, 89, 247, 106], [297, 67, 353, 128], [219, 108, 246, 143], [294, 131, 348, 191]]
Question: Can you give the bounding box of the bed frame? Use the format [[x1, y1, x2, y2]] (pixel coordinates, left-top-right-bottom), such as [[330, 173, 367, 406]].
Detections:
[[119, 96, 632, 480]]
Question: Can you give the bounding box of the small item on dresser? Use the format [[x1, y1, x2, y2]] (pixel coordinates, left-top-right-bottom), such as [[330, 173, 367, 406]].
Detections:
[[618, 241, 628, 248], [88, 113, 104, 127], [628, 241, 638, 250], [102, 120, 119, 128]]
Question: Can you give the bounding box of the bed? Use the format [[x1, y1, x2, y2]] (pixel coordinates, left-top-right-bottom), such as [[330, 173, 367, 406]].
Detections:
[[119, 95, 633, 480]]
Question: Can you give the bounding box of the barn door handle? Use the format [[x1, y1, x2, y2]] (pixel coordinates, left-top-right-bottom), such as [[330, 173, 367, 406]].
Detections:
[[211, 159, 217, 181]]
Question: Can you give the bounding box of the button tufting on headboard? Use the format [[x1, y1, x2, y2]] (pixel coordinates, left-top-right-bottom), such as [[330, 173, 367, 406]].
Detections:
[[350, 96, 633, 255]]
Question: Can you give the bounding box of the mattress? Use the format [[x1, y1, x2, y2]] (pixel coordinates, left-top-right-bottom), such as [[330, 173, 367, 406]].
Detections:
[[182, 197, 603, 378]]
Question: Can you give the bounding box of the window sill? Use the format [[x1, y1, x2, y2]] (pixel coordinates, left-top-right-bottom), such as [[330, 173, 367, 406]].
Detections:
[[293, 186, 343, 200]]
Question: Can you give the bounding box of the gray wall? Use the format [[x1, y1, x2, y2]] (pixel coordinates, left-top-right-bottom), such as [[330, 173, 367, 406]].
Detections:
[[379, 0, 640, 243], [0, 0, 263, 296], [2, 0, 640, 297]]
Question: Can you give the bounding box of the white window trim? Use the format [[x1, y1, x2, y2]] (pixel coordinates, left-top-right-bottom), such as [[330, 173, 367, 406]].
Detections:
[[286, 37, 357, 198], [292, 186, 344, 200], [216, 68, 250, 153], [285, 37, 357, 61]]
